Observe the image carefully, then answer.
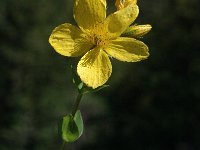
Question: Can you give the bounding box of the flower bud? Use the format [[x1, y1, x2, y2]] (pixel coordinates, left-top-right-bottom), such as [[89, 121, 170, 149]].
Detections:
[[122, 24, 152, 38], [115, 0, 137, 10]]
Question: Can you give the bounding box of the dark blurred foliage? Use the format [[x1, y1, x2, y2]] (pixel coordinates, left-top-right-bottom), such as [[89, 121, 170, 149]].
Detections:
[[0, 0, 200, 150]]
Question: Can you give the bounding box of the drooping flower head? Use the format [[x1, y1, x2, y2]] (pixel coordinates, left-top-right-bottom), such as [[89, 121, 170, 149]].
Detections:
[[49, 0, 150, 89]]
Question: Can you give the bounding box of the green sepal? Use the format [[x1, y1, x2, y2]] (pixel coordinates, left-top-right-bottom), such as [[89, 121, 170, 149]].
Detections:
[[61, 110, 84, 142], [71, 65, 83, 91], [80, 84, 109, 94]]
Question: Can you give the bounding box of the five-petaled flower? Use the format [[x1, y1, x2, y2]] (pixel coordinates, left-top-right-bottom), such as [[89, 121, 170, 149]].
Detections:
[[49, 0, 150, 89]]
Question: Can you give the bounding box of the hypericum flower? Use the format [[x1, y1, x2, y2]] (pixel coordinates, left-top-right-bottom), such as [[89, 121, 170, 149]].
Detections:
[[115, 0, 137, 10], [49, 0, 149, 89]]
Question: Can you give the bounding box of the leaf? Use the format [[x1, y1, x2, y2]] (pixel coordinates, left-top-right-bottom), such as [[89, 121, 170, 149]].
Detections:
[[61, 111, 84, 142], [62, 115, 79, 142], [74, 110, 84, 137], [57, 117, 63, 140]]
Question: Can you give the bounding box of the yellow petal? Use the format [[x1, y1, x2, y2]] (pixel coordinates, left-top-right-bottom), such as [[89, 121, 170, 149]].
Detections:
[[115, 0, 123, 10], [122, 24, 152, 38], [77, 47, 112, 89], [105, 37, 149, 62], [49, 23, 93, 57], [115, 0, 137, 10], [105, 4, 139, 38], [74, 0, 106, 31]]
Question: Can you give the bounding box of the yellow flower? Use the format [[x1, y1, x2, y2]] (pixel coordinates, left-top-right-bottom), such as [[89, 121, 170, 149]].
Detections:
[[49, 0, 149, 89]]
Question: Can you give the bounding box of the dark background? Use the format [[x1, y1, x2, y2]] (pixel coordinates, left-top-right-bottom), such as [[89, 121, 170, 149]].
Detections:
[[0, 0, 200, 149]]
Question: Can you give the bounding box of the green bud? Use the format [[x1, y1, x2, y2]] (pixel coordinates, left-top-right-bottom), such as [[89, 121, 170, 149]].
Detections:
[[122, 24, 152, 38]]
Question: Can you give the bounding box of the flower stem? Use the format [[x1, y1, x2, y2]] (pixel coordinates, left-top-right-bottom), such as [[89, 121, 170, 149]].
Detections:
[[71, 92, 83, 118], [61, 141, 66, 150]]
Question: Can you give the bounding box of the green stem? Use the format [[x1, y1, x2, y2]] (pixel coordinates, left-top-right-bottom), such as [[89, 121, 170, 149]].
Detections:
[[71, 92, 83, 117], [61, 141, 66, 150]]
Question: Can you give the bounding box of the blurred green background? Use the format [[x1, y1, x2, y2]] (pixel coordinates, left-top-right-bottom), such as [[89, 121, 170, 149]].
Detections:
[[0, 0, 200, 149]]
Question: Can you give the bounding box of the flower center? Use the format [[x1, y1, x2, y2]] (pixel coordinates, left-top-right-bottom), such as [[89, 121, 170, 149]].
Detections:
[[89, 23, 109, 48], [93, 35, 107, 47]]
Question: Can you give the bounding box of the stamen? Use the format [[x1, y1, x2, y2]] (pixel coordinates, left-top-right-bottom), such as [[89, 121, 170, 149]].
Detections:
[[88, 22, 109, 47]]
